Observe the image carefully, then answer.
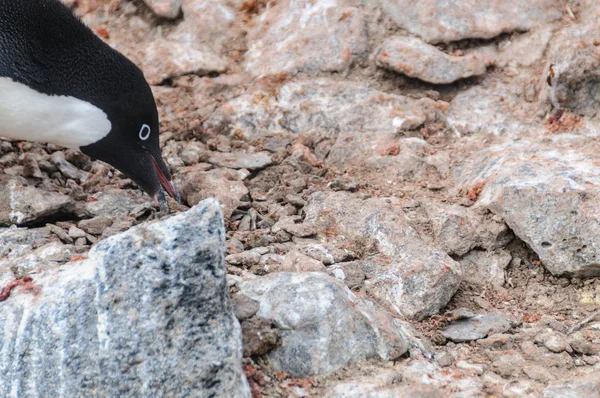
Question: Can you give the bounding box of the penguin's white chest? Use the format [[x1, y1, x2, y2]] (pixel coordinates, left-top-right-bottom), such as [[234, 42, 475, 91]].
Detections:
[[0, 77, 111, 149]]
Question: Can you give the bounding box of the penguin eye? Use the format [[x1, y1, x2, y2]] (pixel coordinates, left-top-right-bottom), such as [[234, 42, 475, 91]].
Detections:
[[139, 124, 151, 141]]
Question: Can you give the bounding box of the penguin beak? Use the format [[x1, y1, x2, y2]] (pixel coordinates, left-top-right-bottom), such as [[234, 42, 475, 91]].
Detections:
[[149, 154, 180, 204]]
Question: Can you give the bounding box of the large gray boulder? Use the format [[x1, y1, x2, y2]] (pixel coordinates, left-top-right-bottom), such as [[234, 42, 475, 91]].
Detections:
[[0, 199, 250, 397]]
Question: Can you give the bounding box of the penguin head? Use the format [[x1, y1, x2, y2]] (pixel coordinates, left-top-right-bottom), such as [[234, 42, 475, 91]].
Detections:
[[79, 73, 179, 207]]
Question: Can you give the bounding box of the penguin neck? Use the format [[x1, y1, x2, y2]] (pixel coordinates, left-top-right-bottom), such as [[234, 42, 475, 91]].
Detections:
[[0, 77, 112, 149]]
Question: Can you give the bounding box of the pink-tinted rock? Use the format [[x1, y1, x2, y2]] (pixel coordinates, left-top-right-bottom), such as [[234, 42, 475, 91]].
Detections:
[[244, 0, 368, 77], [379, 0, 563, 44], [376, 36, 488, 84]]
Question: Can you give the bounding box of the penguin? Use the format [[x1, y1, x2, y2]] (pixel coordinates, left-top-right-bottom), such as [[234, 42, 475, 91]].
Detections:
[[0, 0, 179, 209]]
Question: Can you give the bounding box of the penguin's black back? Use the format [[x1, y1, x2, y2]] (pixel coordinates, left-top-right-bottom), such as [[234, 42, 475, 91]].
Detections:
[[0, 0, 153, 120]]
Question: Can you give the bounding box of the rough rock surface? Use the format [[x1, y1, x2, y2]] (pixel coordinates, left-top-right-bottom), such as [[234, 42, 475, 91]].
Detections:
[[543, 21, 600, 117], [4, 0, 600, 395], [455, 142, 600, 277], [441, 311, 514, 342], [376, 36, 488, 84], [238, 272, 408, 376], [303, 191, 461, 319], [378, 0, 563, 43], [0, 199, 250, 397], [244, 0, 368, 77], [0, 177, 74, 226]]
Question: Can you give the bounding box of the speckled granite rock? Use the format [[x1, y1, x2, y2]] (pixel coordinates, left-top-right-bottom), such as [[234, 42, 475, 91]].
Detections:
[[0, 199, 250, 397]]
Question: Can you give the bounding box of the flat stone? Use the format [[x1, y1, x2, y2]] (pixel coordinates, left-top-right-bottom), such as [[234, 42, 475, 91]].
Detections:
[[378, 0, 563, 44], [280, 251, 326, 272], [0, 177, 75, 226], [208, 151, 273, 170], [376, 36, 488, 84], [0, 199, 250, 397], [77, 216, 114, 236], [238, 272, 408, 377], [441, 313, 512, 342], [178, 166, 248, 220], [137, 38, 228, 85], [244, 0, 368, 77], [84, 188, 151, 218], [304, 191, 461, 320]]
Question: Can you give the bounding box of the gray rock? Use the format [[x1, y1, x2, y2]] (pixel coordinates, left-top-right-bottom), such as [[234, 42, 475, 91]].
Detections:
[[0, 177, 75, 226], [50, 151, 89, 182], [238, 272, 408, 377], [179, 166, 248, 220], [447, 79, 544, 137], [0, 199, 250, 397], [205, 79, 440, 181], [543, 373, 600, 397], [454, 142, 600, 277], [244, 0, 368, 77], [304, 191, 461, 319], [378, 0, 563, 44], [208, 151, 273, 170], [172, 0, 246, 57], [543, 20, 600, 117], [459, 249, 512, 286], [138, 38, 229, 85], [142, 0, 182, 18], [425, 202, 512, 257], [376, 36, 488, 84], [205, 78, 433, 141], [441, 313, 512, 342], [78, 216, 115, 235], [84, 188, 151, 218]]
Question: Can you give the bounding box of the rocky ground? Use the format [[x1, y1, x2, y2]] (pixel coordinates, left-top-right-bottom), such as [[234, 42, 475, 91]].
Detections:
[[2, 0, 600, 396]]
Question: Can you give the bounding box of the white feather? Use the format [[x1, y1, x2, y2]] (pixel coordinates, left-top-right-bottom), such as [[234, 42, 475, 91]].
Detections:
[[0, 77, 111, 149]]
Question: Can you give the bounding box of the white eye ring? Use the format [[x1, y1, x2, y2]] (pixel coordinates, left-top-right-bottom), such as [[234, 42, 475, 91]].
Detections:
[[139, 124, 151, 140]]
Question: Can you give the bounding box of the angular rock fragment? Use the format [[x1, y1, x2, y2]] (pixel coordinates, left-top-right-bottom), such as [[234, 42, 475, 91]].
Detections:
[[84, 188, 151, 218], [0, 199, 250, 397], [304, 191, 461, 319], [376, 36, 488, 84], [179, 166, 248, 219], [139, 38, 229, 85], [245, 0, 368, 77], [378, 0, 563, 44], [0, 177, 75, 226], [455, 142, 600, 277], [238, 272, 408, 376], [441, 312, 513, 342]]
